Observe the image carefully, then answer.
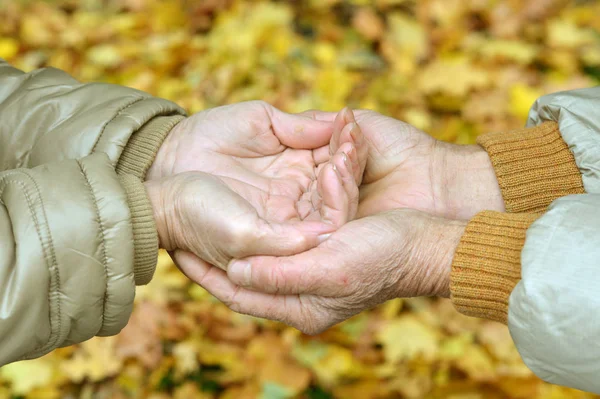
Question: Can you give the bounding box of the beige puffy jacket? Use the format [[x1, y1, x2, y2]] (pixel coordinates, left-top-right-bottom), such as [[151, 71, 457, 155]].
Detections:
[[0, 59, 185, 365]]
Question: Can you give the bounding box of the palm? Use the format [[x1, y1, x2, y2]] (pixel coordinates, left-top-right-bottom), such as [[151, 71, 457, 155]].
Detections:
[[154, 102, 365, 270], [155, 102, 342, 224]]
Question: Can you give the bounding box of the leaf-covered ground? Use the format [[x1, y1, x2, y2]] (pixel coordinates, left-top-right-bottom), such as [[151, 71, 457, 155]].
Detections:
[[1, 0, 600, 398]]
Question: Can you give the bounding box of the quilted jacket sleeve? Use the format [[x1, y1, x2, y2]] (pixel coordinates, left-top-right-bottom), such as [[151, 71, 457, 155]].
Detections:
[[0, 58, 186, 179], [0, 153, 151, 365]]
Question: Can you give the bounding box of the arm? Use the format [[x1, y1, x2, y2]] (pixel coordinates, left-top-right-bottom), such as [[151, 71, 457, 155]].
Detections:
[[0, 153, 156, 365], [0, 59, 186, 180]]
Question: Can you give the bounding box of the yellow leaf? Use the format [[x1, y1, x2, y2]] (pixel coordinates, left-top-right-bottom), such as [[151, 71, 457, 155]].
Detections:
[[510, 84, 541, 121], [377, 315, 439, 363], [0, 38, 19, 59], [314, 67, 356, 111], [86, 45, 123, 68], [19, 15, 53, 47], [403, 108, 432, 131], [61, 337, 122, 383], [439, 333, 474, 361], [418, 57, 491, 97], [466, 36, 539, 65], [1, 358, 53, 395], [172, 340, 199, 376], [381, 12, 427, 74], [454, 346, 496, 382], [313, 345, 363, 386], [547, 19, 596, 48]]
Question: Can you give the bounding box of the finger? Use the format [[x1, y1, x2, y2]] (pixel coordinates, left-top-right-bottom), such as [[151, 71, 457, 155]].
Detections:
[[172, 249, 217, 285], [174, 250, 301, 324], [318, 162, 349, 228], [338, 121, 367, 184], [329, 108, 356, 156], [238, 219, 336, 259], [297, 109, 373, 121], [296, 198, 313, 219], [312, 145, 331, 166], [295, 109, 338, 122], [329, 107, 355, 156], [227, 249, 348, 296], [270, 108, 335, 149], [331, 145, 360, 220]]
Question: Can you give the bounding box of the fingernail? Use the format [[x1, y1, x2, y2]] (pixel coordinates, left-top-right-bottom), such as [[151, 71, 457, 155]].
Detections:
[[318, 233, 331, 243], [332, 164, 342, 180], [349, 123, 360, 142], [343, 152, 351, 169], [346, 108, 356, 123], [229, 261, 251, 287], [347, 145, 356, 163]]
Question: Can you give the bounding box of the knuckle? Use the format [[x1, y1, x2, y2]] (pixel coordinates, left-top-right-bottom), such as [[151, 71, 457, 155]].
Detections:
[[225, 287, 243, 314], [250, 100, 272, 115], [267, 260, 287, 293]]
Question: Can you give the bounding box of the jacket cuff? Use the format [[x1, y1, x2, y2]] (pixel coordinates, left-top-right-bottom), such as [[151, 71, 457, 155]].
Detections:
[[477, 121, 585, 213], [118, 174, 159, 285], [116, 115, 185, 181], [450, 211, 540, 324]]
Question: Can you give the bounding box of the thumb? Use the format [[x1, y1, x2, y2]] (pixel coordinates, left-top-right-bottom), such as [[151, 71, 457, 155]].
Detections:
[[270, 107, 336, 149], [227, 244, 349, 296], [235, 219, 336, 259]]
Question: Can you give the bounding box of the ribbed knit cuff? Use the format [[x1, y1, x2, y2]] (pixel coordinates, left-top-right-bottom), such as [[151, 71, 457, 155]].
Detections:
[[477, 121, 585, 213], [450, 211, 540, 324], [119, 174, 159, 285], [116, 115, 185, 181]]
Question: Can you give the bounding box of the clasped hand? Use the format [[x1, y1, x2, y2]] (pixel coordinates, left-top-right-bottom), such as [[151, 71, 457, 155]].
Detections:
[[144, 101, 504, 334]]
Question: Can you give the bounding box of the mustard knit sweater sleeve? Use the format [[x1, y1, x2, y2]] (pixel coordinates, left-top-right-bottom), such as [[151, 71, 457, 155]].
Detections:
[[450, 121, 585, 324]]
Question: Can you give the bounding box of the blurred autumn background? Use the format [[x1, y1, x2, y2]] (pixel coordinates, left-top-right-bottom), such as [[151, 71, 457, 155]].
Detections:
[[1, 0, 600, 398]]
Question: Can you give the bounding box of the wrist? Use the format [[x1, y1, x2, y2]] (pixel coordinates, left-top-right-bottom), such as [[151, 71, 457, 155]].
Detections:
[[434, 142, 505, 219], [144, 179, 172, 250], [146, 119, 185, 181], [430, 218, 467, 298], [391, 211, 466, 299]]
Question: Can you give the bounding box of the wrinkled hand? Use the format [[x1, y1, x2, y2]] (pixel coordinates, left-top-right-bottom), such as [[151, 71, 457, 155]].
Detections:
[[174, 209, 466, 334], [145, 106, 367, 270], [306, 110, 504, 219], [148, 101, 367, 218]]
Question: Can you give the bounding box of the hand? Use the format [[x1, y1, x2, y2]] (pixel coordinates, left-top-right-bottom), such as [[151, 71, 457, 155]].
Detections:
[[172, 209, 466, 334], [148, 101, 367, 215], [307, 110, 505, 219], [145, 108, 367, 270]]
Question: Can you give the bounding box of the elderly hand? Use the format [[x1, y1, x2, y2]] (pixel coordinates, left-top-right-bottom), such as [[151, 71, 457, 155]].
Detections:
[[145, 108, 366, 271], [174, 209, 466, 334], [148, 102, 367, 210], [306, 110, 504, 219]]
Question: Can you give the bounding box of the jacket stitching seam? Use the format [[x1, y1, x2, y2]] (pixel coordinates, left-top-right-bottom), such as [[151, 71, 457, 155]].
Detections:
[[0, 171, 62, 359], [91, 97, 146, 155], [75, 159, 110, 334]]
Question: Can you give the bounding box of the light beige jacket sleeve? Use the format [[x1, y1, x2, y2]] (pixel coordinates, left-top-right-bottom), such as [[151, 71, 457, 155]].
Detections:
[[0, 59, 186, 365], [450, 87, 600, 393]]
